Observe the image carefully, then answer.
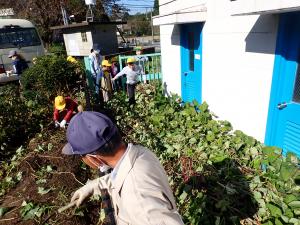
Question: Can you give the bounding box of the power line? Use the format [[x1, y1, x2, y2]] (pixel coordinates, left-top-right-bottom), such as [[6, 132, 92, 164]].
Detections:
[[119, 4, 153, 7]]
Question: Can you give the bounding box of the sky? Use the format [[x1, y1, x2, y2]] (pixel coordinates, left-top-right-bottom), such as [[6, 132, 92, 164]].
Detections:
[[118, 0, 155, 15]]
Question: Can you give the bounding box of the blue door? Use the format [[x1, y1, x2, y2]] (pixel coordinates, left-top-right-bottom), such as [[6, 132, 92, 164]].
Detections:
[[180, 23, 203, 103], [265, 12, 300, 157]]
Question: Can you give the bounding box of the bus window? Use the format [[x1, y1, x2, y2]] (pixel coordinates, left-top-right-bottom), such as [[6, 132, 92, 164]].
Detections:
[[0, 28, 41, 49]]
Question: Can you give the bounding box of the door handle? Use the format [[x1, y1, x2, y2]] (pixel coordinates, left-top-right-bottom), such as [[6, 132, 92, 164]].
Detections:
[[277, 102, 288, 110], [183, 71, 191, 76]]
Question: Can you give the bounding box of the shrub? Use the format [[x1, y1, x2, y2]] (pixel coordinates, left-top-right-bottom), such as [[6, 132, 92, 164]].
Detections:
[[21, 54, 83, 104], [0, 55, 84, 159], [0, 84, 41, 157]]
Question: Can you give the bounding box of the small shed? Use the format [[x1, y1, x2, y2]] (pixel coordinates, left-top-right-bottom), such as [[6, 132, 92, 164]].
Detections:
[[51, 21, 125, 56]]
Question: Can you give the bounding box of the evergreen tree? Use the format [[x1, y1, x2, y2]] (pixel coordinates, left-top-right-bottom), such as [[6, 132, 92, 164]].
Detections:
[[153, 0, 159, 16]]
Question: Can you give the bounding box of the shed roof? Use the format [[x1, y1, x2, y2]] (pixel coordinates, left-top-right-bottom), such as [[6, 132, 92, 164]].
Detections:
[[51, 21, 126, 30]]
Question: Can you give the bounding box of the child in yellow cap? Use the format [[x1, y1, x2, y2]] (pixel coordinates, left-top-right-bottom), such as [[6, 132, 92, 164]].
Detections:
[[112, 57, 139, 105], [54, 96, 79, 128]]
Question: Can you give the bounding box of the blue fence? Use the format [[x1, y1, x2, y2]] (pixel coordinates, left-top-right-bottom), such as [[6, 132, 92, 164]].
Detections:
[[118, 53, 162, 82]]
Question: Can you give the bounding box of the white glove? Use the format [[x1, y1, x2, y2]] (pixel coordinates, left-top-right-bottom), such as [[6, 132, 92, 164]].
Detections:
[[54, 121, 60, 128], [60, 120, 67, 128], [71, 179, 100, 207]]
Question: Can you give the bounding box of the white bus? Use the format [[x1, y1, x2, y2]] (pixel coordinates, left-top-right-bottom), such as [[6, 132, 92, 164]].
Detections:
[[0, 19, 45, 83]]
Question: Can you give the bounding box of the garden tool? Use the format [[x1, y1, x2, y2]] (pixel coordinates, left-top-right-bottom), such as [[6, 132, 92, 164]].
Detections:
[[58, 201, 77, 213]]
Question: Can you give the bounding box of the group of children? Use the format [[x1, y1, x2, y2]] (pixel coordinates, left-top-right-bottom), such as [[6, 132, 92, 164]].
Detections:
[[53, 47, 149, 128], [89, 47, 148, 105]]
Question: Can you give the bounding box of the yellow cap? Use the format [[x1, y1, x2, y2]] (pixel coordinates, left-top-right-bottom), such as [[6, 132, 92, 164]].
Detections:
[[55, 96, 66, 110], [102, 60, 112, 67], [67, 56, 77, 63], [134, 46, 143, 51], [127, 57, 136, 64]]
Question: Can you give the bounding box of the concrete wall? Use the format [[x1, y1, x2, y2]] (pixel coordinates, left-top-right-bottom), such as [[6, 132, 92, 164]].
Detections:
[[63, 24, 118, 56], [64, 28, 93, 56], [158, 0, 279, 141], [91, 25, 118, 55]]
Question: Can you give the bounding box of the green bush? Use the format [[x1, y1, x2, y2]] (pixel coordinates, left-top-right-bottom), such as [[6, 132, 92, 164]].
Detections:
[[107, 82, 300, 225], [47, 43, 67, 55], [0, 84, 41, 157], [0, 55, 84, 159], [21, 55, 83, 103]]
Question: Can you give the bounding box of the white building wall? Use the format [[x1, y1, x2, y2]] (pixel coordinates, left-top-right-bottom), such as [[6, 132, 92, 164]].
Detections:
[[202, 0, 278, 141], [158, 0, 279, 141], [160, 25, 182, 95]]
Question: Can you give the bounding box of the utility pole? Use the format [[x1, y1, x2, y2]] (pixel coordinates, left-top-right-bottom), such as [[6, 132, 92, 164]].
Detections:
[[151, 10, 154, 44], [61, 2, 68, 25]]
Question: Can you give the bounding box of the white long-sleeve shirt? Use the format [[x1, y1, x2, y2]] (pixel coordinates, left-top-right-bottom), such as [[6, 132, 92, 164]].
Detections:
[[114, 66, 139, 85]]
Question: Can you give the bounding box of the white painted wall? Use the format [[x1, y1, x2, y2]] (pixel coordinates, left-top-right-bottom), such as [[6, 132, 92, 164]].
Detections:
[[160, 25, 182, 95], [231, 0, 300, 15], [158, 0, 279, 141]]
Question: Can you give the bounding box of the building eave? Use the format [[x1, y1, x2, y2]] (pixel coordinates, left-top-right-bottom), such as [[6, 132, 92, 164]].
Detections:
[[153, 5, 207, 26]]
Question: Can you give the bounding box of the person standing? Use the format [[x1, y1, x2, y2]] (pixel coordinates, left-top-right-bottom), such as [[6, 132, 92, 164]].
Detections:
[[112, 58, 138, 105], [62, 111, 184, 225], [135, 46, 148, 84], [7, 50, 28, 76], [111, 57, 122, 91], [89, 49, 103, 87], [99, 60, 113, 102]]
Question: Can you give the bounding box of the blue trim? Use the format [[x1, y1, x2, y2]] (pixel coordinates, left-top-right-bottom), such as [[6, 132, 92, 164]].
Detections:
[[265, 14, 285, 145], [180, 23, 203, 104], [265, 12, 300, 158]]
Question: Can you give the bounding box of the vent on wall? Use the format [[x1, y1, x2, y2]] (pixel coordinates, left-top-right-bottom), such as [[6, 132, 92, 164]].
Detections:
[[283, 121, 300, 156]]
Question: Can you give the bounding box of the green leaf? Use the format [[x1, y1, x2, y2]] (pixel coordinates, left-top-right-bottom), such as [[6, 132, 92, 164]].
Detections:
[[189, 138, 197, 144], [38, 187, 52, 195], [23, 207, 39, 220], [36, 179, 47, 184], [288, 201, 300, 209], [294, 209, 300, 216], [47, 143, 53, 151], [46, 165, 53, 173], [275, 219, 283, 225], [179, 191, 188, 202], [280, 162, 298, 181], [262, 221, 274, 225], [267, 203, 282, 217], [254, 191, 262, 200], [289, 218, 300, 224], [281, 215, 290, 223], [0, 207, 11, 217], [16, 172, 22, 181], [74, 208, 84, 217], [284, 195, 298, 204]]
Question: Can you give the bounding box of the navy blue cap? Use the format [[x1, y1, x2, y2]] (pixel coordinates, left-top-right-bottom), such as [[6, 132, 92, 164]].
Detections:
[[62, 111, 118, 155]]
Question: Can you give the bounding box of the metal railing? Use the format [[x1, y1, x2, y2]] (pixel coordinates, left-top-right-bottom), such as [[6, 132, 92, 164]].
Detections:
[[118, 53, 162, 82]]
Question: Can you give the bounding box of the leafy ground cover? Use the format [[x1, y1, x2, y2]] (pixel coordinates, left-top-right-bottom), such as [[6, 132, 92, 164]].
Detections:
[[0, 129, 104, 224], [0, 72, 299, 225], [107, 82, 300, 225]]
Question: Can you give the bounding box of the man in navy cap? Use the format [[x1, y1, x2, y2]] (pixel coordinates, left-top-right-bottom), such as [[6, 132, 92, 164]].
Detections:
[[62, 111, 184, 225]]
